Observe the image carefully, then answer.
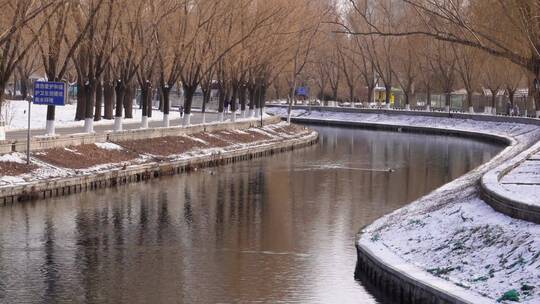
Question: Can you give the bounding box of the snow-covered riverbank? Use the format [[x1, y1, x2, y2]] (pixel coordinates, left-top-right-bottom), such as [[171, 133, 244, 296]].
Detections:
[[0, 122, 312, 188], [268, 107, 540, 304]]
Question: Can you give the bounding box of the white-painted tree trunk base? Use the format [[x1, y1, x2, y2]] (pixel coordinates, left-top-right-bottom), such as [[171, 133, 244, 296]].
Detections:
[[219, 112, 224, 122], [141, 116, 148, 129], [183, 115, 191, 127], [46, 120, 55, 136], [114, 117, 123, 132], [0, 126, 6, 141], [84, 118, 94, 133], [469, 106, 475, 114], [405, 104, 411, 110], [163, 114, 170, 127]]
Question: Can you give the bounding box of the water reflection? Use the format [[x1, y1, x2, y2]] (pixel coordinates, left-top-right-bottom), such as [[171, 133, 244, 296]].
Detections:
[[0, 125, 502, 304]]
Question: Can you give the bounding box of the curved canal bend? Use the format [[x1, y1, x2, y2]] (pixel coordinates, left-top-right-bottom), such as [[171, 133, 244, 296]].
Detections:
[[0, 125, 502, 304]]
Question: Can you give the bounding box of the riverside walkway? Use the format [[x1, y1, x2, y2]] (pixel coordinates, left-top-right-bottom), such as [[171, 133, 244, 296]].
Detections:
[[6, 112, 221, 140], [497, 144, 540, 212]]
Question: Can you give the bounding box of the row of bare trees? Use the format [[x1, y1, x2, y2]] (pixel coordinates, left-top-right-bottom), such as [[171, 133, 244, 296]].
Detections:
[[0, 0, 331, 139], [312, 0, 536, 116], [259, 1, 536, 117], [3, 0, 537, 141]]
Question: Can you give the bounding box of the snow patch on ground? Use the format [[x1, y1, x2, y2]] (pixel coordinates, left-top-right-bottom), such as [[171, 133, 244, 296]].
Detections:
[[95, 142, 124, 151], [184, 136, 209, 145], [0, 153, 26, 164], [5, 100, 165, 131]]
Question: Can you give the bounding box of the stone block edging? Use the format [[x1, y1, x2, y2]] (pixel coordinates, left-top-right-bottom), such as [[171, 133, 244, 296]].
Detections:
[[480, 141, 540, 224]]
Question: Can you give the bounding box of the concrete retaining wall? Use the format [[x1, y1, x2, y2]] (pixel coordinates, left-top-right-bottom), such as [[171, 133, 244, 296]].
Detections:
[[0, 128, 318, 205], [354, 243, 489, 304], [268, 104, 540, 126], [480, 141, 540, 224], [287, 117, 511, 146]]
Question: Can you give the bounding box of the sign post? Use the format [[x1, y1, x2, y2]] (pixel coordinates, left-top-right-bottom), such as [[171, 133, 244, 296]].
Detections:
[[26, 97, 31, 165]]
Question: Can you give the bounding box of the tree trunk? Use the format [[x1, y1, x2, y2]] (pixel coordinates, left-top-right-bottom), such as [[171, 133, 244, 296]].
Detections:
[[239, 85, 247, 112], [218, 86, 226, 113], [84, 82, 96, 120], [0, 88, 5, 140], [104, 81, 114, 119], [201, 85, 211, 114], [491, 91, 497, 114], [115, 81, 124, 118], [231, 84, 238, 113], [385, 84, 392, 106], [367, 85, 375, 106], [161, 85, 171, 127], [162, 86, 170, 116], [141, 83, 149, 118], [466, 91, 473, 112], [183, 85, 196, 115], [509, 90, 515, 107], [94, 81, 103, 121], [426, 86, 432, 109], [404, 92, 410, 107], [148, 87, 153, 118], [75, 82, 85, 121], [124, 85, 134, 119], [20, 78, 28, 100], [114, 81, 125, 131]]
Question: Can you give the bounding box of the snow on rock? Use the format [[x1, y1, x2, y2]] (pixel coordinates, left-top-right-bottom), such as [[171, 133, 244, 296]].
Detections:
[[269, 108, 540, 304], [95, 142, 124, 151]]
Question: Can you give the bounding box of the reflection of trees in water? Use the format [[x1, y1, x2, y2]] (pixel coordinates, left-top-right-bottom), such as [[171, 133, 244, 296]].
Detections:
[[75, 206, 101, 303], [41, 216, 59, 304], [157, 191, 170, 243]]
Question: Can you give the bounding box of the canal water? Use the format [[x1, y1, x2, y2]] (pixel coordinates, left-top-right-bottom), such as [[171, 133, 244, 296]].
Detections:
[[0, 125, 502, 304]]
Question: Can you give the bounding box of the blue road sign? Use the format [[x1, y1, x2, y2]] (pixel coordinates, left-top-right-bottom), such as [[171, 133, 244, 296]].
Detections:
[[33, 81, 66, 106], [295, 87, 309, 97]]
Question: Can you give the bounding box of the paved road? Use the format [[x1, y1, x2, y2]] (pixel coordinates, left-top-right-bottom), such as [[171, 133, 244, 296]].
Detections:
[[7, 112, 222, 140]]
